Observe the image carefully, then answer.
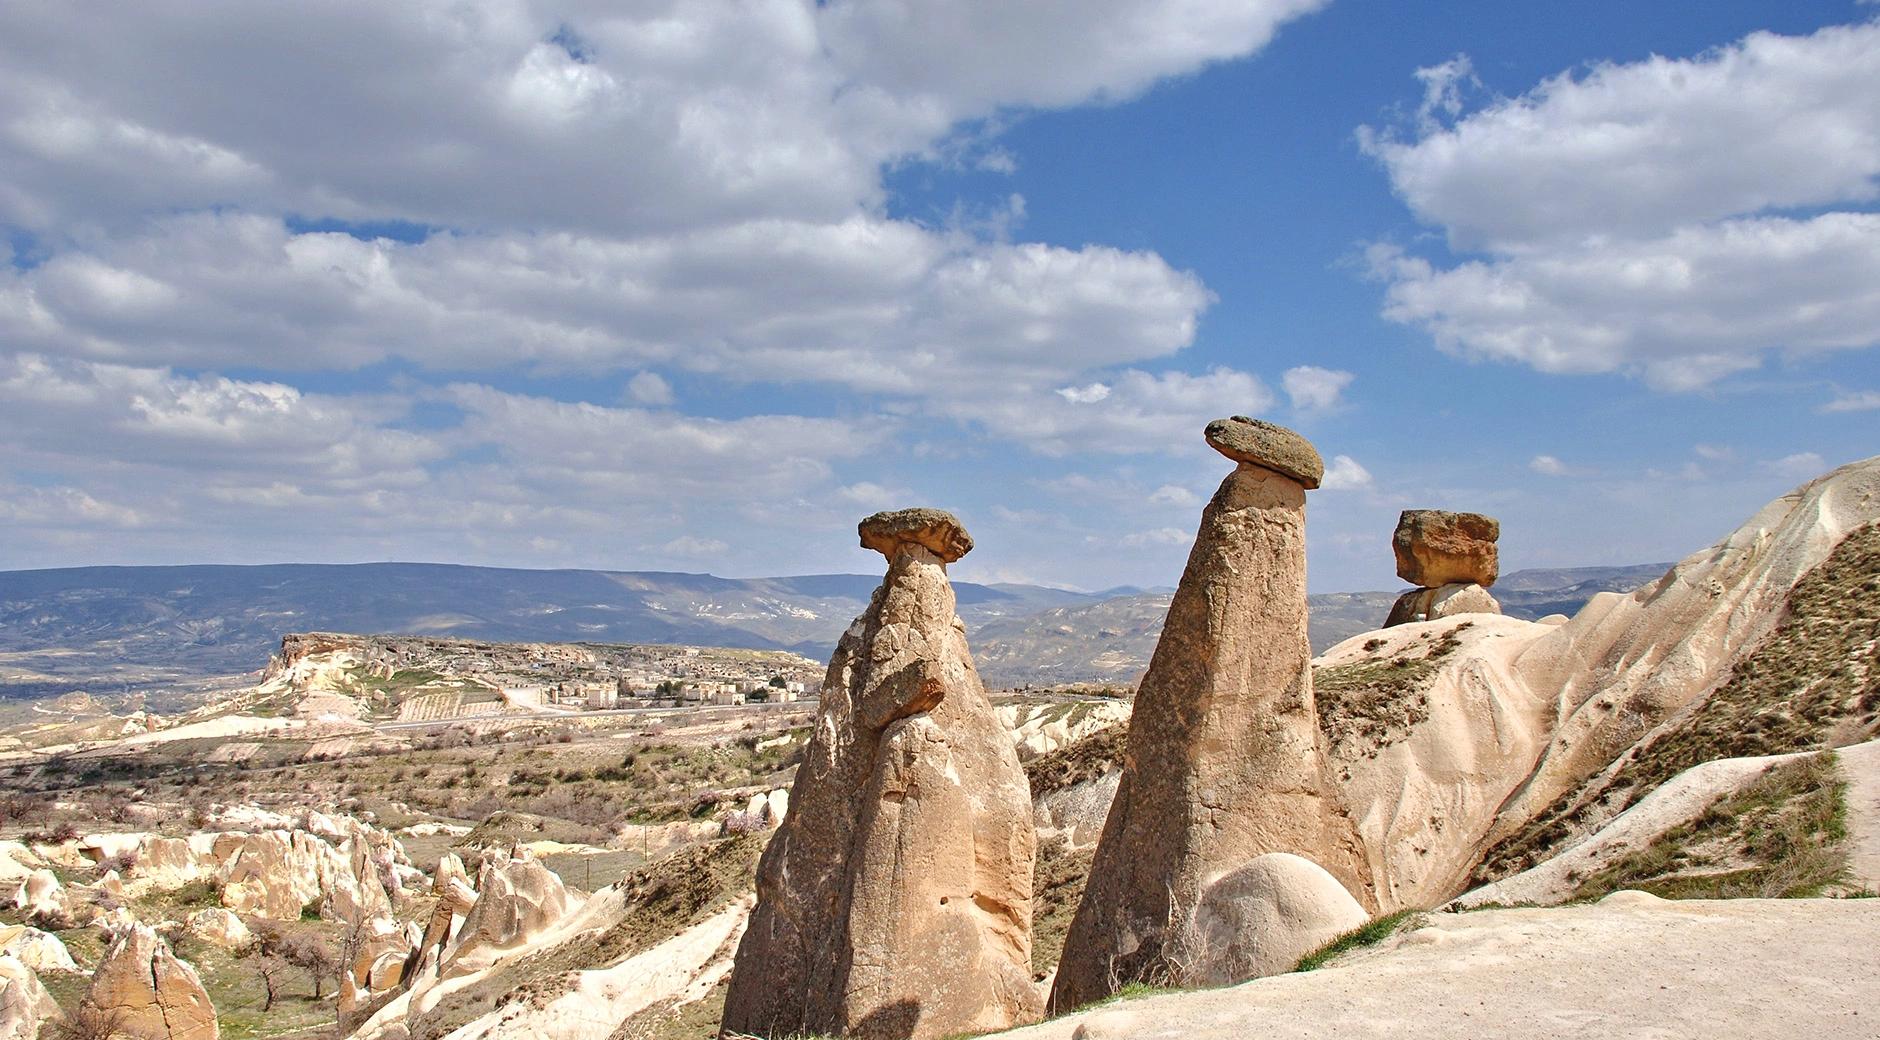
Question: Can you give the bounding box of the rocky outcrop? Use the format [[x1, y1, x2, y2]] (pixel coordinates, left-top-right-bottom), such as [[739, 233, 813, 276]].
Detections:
[[1050, 418, 1369, 1012], [1386, 510, 1501, 627], [0, 925, 79, 972], [1318, 457, 1880, 910], [1393, 509, 1498, 586], [185, 909, 252, 951], [407, 852, 476, 984], [8, 870, 65, 925], [998, 701, 1132, 760], [0, 953, 59, 1040], [339, 915, 414, 1019], [1384, 580, 1502, 626], [738, 789, 790, 829], [1186, 853, 1369, 984], [444, 847, 576, 974], [215, 828, 393, 925], [721, 508, 1040, 1040], [83, 923, 218, 1040]]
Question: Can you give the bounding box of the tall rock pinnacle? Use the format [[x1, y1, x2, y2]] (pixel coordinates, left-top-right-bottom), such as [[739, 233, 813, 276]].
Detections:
[[720, 508, 1040, 1040], [1049, 417, 1372, 1011]]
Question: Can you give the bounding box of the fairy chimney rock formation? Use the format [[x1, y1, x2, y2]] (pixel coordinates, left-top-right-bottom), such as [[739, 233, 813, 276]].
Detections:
[[721, 508, 1039, 1040], [1049, 418, 1371, 1012], [1386, 510, 1503, 626], [82, 923, 218, 1040]]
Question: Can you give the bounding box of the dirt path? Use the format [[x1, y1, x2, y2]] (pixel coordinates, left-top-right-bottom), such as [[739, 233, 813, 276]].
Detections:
[[1837, 739, 1880, 891], [1005, 894, 1880, 1040]]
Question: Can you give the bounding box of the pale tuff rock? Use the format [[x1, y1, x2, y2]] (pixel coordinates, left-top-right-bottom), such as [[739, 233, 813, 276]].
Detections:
[[1001, 899, 1880, 1040], [0, 844, 36, 884], [1318, 615, 1558, 911], [1051, 419, 1368, 1012], [0, 953, 60, 1040], [1185, 853, 1370, 985], [184, 909, 252, 952], [0, 926, 78, 973], [83, 923, 218, 1040], [998, 701, 1132, 760], [215, 829, 393, 925], [339, 915, 413, 1018], [1203, 415, 1324, 488], [1384, 581, 1502, 627], [443, 847, 577, 975], [1451, 744, 1869, 908], [9, 870, 64, 925], [739, 789, 790, 828], [1393, 509, 1500, 588], [441, 895, 753, 1040], [1495, 456, 1880, 847], [409, 851, 475, 983], [1319, 457, 1880, 912], [721, 509, 1040, 1040]]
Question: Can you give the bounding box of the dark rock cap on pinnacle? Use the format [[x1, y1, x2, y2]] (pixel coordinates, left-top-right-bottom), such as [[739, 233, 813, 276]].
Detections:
[[858, 507, 974, 563], [1203, 416, 1324, 489]]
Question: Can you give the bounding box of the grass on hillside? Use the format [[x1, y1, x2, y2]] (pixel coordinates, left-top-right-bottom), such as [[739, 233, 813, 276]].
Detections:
[[1024, 724, 1125, 799], [1567, 752, 1850, 902], [1030, 836, 1096, 976], [1314, 623, 1471, 755], [1292, 909, 1427, 973]]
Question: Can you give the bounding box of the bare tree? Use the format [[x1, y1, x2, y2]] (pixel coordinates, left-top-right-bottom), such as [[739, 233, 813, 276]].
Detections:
[[256, 956, 291, 1012], [281, 932, 341, 1000]]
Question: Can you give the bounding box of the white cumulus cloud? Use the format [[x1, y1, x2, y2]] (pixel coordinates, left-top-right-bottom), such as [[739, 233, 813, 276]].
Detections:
[[1281, 365, 1354, 411], [1365, 21, 1880, 390], [1320, 454, 1373, 490]]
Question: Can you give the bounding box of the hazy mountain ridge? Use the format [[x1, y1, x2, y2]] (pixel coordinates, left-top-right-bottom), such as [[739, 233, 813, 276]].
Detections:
[[969, 563, 1673, 686], [0, 562, 1099, 700], [0, 561, 1667, 699]]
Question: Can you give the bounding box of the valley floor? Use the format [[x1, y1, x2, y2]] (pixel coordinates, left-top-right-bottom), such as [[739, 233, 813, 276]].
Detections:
[[1013, 894, 1880, 1040]]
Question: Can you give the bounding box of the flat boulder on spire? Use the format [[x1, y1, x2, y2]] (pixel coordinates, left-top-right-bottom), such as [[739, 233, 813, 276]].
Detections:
[[1204, 416, 1324, 489], [1393, 509, 1499, 587], [858, 507, 973, 562]]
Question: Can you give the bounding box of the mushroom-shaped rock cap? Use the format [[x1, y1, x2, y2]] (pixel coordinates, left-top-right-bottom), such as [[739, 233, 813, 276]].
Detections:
[[858, 507, 974, 563], [1203, 416, 1324, 489]]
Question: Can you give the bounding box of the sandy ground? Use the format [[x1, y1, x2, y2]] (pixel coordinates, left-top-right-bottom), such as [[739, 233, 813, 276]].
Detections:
[[1002, 894, 1880, 1040], [1839, 739, 1880, 891]]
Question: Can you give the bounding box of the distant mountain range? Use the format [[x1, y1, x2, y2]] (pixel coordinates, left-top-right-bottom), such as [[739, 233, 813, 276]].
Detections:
[[0, 561, 1669, 699], [973, 563, 1673, 686]]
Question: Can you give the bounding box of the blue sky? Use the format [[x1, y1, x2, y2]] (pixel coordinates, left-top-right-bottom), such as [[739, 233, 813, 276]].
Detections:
[[0, 0, 1874, 592]]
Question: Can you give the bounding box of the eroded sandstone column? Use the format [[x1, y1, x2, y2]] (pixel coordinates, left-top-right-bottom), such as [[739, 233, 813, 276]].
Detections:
[[1049, 417, 1372, 1011], [721, 508, 1039, 1040]]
